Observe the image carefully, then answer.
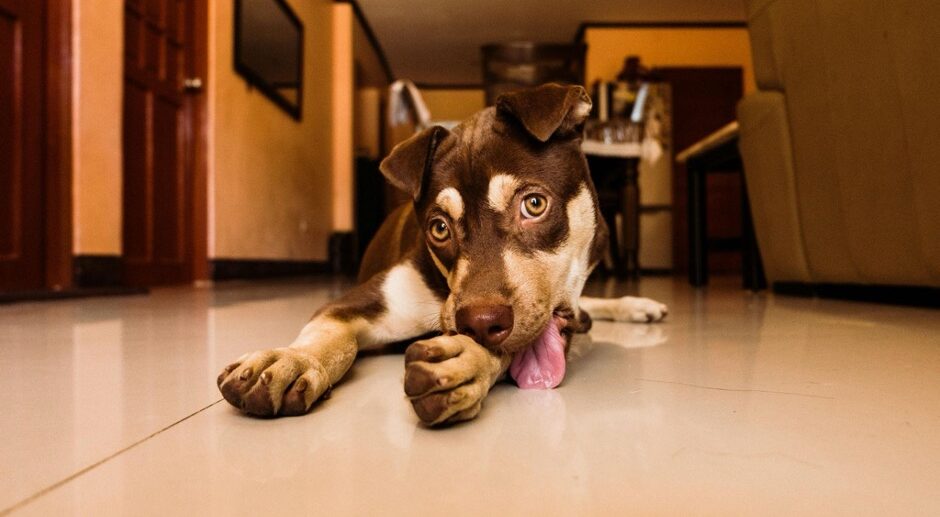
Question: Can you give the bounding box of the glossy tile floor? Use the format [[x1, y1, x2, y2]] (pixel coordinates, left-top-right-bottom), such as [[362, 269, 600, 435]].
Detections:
[[1, 276, 938, 516]]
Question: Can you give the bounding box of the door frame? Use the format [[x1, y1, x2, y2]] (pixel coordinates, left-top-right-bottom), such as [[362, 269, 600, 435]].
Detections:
[[42, 0, 73, 290], [189, 0, 209, 281]]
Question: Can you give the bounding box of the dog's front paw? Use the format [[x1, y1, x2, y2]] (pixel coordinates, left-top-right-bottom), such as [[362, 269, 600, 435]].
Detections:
[[217, 348, 330, 417], [617, 296, 669, 323], [404, 334, 501, 426]]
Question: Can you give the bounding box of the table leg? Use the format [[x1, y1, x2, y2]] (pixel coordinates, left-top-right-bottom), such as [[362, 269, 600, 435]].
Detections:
[[688, 163, 708, 286], [603, 208, 622, 276], [622, 158, 640, 278]]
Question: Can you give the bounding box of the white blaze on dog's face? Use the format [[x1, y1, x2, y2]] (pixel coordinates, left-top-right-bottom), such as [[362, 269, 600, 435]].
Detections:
[[403, 85, 607, 356], [502, 184, 597, 332], [379, 84, 608, 364], [427, 169, 602, 355]]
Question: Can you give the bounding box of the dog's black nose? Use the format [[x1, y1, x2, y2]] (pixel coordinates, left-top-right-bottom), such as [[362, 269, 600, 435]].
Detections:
[[455, 305, 514, 348]]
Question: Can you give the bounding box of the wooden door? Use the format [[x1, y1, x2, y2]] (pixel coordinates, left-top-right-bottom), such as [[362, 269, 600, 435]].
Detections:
[[0, 0, 44, 290], [123, 0, 198, 285], [654, 67, 744, 275]]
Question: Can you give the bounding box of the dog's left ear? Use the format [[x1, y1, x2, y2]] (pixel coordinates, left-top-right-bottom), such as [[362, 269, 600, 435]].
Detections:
[[379, 125, 450, 202], [497, 83, 592, 142]]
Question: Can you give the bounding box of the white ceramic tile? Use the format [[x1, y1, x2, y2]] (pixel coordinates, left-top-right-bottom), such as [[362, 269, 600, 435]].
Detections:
[[2, 278, 938, 516], [0, 279, 349, 512]]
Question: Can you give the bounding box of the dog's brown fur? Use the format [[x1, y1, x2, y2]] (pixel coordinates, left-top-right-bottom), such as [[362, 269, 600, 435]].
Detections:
[[217, 84, 668, 426]]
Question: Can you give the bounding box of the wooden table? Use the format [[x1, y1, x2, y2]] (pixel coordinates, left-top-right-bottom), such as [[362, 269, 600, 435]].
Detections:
[[582, 140, 642, 278], [677, 122, 766, 290]]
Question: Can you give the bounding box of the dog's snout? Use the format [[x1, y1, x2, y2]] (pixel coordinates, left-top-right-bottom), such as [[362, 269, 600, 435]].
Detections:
[[455, 305, 514, 348]]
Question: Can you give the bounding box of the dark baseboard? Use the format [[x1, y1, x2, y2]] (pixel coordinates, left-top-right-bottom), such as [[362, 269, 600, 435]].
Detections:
[[73, 254, 123, 288], [589, 267, 674, 279], [0, 255, 146, 303], [640, 268, 674, 276], [210, 259, 331, 281], [329, 232, 359, 276], [0, 286, 147, 305], [774, 282, 940, 309]]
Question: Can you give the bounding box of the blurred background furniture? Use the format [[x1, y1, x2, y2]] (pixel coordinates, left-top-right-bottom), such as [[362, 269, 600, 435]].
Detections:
[[583, 57, 674, 278], [582, 142, 643, 277], [655, 67, 744, 279], [677, 122, 766, 290], [481, 42, 586, 105], [738, 0, 940, 290], [387, 79, 462, 131]]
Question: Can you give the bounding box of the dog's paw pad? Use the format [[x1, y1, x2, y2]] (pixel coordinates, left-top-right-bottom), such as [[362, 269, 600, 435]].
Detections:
[[404, 334, 491, 426], [620, 297, 668, 323], [217, 348, 328, 417]]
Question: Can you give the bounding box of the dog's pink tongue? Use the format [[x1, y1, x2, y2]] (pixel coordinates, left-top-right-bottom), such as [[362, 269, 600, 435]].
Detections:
[[509, 317, 566, 389]]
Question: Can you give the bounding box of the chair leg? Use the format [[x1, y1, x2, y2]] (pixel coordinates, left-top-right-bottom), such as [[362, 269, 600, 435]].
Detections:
[[688, 164, 708, 287], [623, 159, 640, 278]]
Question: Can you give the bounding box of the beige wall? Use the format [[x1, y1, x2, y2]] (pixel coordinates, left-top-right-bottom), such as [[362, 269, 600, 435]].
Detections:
[[72, 0, 123, 255], [209, 0, 335, 260], [70, 0, 341, 262], [422, 89, 486, 122], [585, 27, 755, 93], [378, 88, 485, 155], [330, 3, 354, 234]]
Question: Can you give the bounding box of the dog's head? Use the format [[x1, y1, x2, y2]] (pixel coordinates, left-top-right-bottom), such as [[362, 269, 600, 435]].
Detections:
[[380, 84, 608, 375]]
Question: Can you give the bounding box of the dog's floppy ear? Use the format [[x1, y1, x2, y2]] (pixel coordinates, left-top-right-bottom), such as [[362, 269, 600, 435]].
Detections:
[[379, 125, 450, 202], [497, 83, 592, 142]]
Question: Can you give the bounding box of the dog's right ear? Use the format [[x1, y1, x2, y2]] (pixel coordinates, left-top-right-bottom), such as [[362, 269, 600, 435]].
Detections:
[[497, 83, 592, 142], [379, 126, 450, 202]]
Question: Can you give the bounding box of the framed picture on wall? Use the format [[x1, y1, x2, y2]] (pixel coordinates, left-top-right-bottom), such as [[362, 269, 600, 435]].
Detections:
[[234, 0, 304, 119]]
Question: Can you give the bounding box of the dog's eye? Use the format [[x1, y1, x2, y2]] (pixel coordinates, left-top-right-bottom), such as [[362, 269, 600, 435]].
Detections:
[[428, 218, 450, 242], [521, 194, 548, 219]]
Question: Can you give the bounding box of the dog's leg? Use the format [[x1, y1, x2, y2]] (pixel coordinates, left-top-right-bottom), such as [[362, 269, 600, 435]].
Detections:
[[402, 334, 511, 426], [579, 296, 669, 323], [217, 260, 444, 417]]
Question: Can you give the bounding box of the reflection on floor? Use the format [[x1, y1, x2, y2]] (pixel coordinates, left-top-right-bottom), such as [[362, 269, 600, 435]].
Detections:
[[1, 276, 938, 515]]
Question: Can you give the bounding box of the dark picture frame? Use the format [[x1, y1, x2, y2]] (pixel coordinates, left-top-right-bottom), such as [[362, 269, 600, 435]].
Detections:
[[233, 0, 304, 120]]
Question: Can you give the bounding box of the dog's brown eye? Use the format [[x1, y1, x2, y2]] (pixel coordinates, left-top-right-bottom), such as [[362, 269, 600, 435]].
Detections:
[[428, 218, 450, 242], [521, 194, 548, 219]]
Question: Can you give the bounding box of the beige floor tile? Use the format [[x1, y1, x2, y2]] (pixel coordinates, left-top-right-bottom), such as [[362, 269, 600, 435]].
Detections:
[[2, 277, 938, 516]]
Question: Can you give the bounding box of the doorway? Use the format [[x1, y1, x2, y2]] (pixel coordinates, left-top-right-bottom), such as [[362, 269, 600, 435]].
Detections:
[[122, 0, 207, 286], [0, 0, 71, 293], [655, 67, 744, 276]]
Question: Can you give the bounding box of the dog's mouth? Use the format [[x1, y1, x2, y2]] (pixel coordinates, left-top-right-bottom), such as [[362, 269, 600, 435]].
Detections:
[[509, 309, 573, 389]]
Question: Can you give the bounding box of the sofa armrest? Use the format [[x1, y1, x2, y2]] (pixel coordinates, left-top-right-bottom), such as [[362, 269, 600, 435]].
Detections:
[[737, 92, 811, 284]]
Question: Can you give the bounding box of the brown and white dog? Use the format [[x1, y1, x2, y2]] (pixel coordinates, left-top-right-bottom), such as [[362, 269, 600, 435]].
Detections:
[[217, 84, 668, 426]]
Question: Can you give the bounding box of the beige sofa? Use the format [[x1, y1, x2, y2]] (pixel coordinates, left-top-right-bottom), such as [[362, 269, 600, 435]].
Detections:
[[738, 0, 940, 288]]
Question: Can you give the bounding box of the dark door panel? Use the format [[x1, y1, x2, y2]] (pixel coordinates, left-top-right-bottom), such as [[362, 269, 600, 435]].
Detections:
[[123, 0, 194, 286], [0, 0, 45, 290]]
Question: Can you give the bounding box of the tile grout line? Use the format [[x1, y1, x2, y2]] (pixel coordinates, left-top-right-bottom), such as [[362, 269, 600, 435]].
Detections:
[[0, 399, 225, 516], [636, 378, 836, 399]]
